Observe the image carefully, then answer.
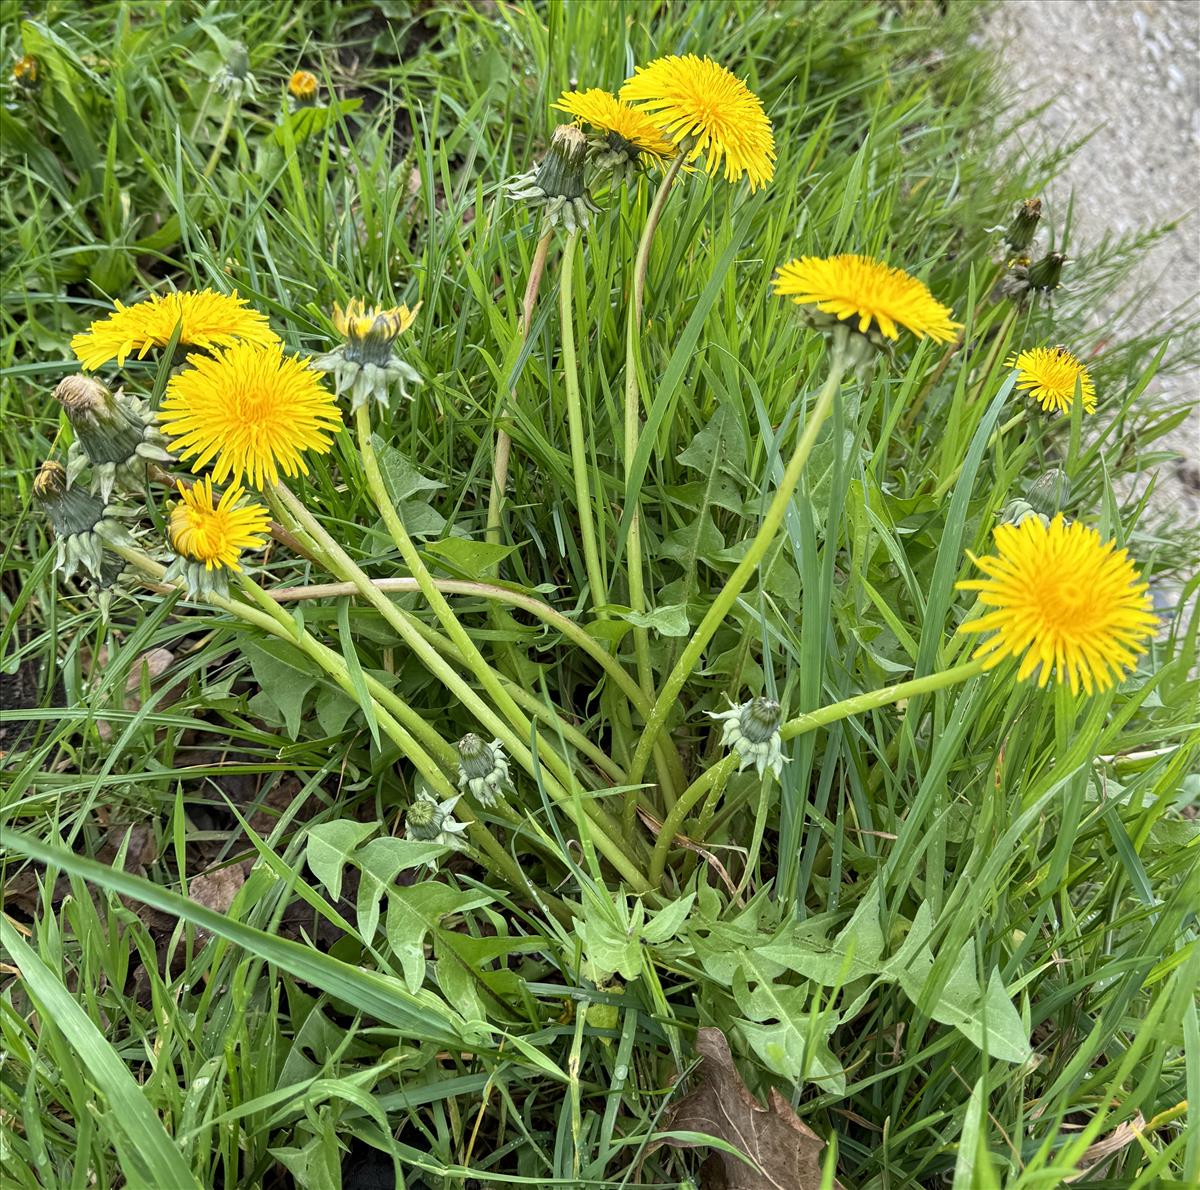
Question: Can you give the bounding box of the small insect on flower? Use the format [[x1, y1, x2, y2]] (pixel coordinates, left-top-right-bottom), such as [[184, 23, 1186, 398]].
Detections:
[[620, 55, 775, 191], [456, 734, 512, 807], [773, 255, 962, 353], [313, 299, 422, 412], [71, 289, 277, 372], [957, 515, 1157, 696], [164, 477, 271, 599], [158, 340, 343, 489], [507, 123, 601, 233], [34, 460, 134, 581], [287, 70, 319, 106], [1006, 345, 1097, 416], [405, 789, 470, 869], [53, 374, 173, 499], [708, 696, 787, 781], [553, 88, 676, 183]]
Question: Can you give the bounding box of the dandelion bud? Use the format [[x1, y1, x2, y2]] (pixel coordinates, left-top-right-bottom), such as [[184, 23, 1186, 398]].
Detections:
[[1026, 251, 1066, 293], [1026, 467, 1071, 517], [456, 734, 511, 807], [34, 460, 134, 580], [313, 299, 422, 413], [212, 42, 257, 101], [1004, 198, 1042, 253], [287, 70, 319, 107], [11, 54, 38, 93], [404, 789, 469, 868], [507, 123, 601, 234], [53, 374, 173, 501], [707, 695, 787, 781]]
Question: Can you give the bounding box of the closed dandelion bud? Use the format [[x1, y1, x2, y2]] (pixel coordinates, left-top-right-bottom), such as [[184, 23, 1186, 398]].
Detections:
[[34, 460, 134, 580], [11, 54, 38, 93], [456, 734, 511, 807], [213, 42, 257, 101], [53, 374, 173, 500], [1027, 251, 1066, 293], [1026, 467, 1071, 517], [707, 695, 787, 781], [287, 70, 319, 107], [313, 299, 422, 413], [404, 789, 470, 868], [999, 498, 1047, 528], [507, 123, 601, 234], [1004, 198, 1042, 253]]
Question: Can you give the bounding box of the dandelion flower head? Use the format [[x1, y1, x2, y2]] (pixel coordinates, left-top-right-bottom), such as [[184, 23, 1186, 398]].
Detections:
[[71, 289, 277, 371], [957, 515, 1157, 695], [169, 477, 270, 572], [1006, 345, 1096, 415], [773, 254, 961, 343], [158, 340, 342, 488], [553, 88, 676, 166], [620, 55, 775, 190]]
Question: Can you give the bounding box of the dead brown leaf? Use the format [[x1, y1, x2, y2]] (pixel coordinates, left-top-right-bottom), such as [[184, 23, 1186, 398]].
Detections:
[[655, 1027, 836, 1190], [188, 864, 248, 915]]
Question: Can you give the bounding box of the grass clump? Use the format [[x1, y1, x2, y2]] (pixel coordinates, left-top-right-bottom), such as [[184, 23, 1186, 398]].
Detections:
[[2, 2, 1197, 1188]]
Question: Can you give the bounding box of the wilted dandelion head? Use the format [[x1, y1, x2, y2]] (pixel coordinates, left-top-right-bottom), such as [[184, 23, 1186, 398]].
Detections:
[[158, 340, 342, 488], [1006, 346, 1096, 415], [168, 477, 270, 572], [957, 516, 1156, 695], [553, 88, 676, 167], [71, 289, 276, 371], [620, 55, 775, 190], [772, 254, 961, 343]]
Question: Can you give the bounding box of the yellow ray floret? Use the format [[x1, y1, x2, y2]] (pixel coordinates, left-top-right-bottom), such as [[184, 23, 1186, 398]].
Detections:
[[1006, 346, 1097, 415], [333, 299, 419, 343], [620, 55, 775, 190], [169, 477, 271, 572], [158, 341, 342, 489], [552, 88, 676, 164], [957, 515, 1157, 695], [71, 289, 277, 371], [773, 254, 962, 343]]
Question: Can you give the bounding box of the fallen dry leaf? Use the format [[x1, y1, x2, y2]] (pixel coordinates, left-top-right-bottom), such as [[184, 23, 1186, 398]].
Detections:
[[188, 863, 248, 915], [654, 1027, 835, 1190]]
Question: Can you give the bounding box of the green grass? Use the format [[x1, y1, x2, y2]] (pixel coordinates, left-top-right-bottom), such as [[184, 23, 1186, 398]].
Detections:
[[2, 1, 1198, 1187]]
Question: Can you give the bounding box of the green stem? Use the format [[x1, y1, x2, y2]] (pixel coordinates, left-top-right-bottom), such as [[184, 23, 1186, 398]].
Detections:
[[933, 409, 1027, 498], [630, 328, 851, 791], [202, 97, 237, 179], [271, 481, 648, 891], [647, 656, 987, 886], [486, 228, 554, 545], [561, 229, 608, 612]]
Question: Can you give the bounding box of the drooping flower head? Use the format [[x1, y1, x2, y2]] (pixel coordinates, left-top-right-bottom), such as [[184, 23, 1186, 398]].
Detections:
[[53, 374, 173, 499], [553, 88, 676, 179], [287, 70, 319, 105], [314, 299, 423, 412], [773, 254, 961, 347], [405, 789, 470, 870], [508, 123, 600, 233], [620, 55, 775, 191], [71, 289, 277, 371], [34, 460, 134, 580], [707, 696, 787, 781], [1006, 346, 1096, 416], [957, 516, 1157, 695], [158, 340, 342, 488]]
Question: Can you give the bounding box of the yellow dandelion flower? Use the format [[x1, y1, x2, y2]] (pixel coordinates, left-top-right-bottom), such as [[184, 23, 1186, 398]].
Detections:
[[169, 477, 270, 571], [71, 289, 277, 371], [620, 55, 775, 190], [333, 299, 419, 345], [552, 88, 676, 165], [12, 55, 38, 85], [288, 70, 318, 102], [772, 254, 962, 343], [957, 516, 1157, 695], [1006, 346, 1097, 415], [158, 340, 342, 489]]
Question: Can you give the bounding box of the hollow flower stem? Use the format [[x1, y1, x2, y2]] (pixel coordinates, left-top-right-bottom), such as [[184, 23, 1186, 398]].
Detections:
[[630, 328, 851, 792]]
